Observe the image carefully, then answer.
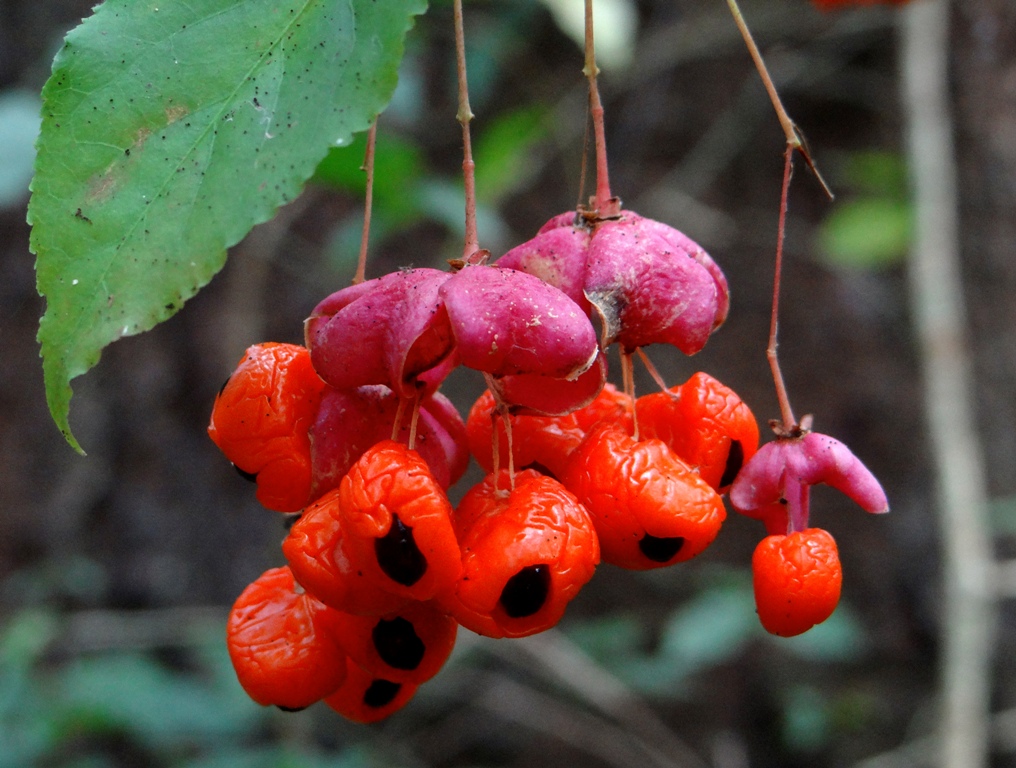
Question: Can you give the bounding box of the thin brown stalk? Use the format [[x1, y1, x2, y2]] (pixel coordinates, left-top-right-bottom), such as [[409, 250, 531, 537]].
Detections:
[[454, 0, 481, 262], [577, 110, 592, 211], [584, 0, 618, 217], [636, 348, 672, 394], [392, 395, 408, 442], [500, 408, 516, 490], [353, 118, 378, 285], [621, 351, 639, 440], [725, 0, 833, 199], [767, 145, 797, 433], [407, 393, 421, 451], [485, 373, 515, 491]]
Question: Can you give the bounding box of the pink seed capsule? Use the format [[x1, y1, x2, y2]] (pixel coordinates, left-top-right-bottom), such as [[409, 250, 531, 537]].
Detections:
[[583, 214, 725, 355], [497, 212, 593, 313], [729, 430, 889, 534], [440, 264, 599, 381], [497, 210, 729, 357], [305, 268, 455, 397], [310, 385, 469, 494]]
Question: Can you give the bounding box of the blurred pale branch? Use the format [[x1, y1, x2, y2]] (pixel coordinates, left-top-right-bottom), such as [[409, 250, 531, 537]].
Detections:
[[900, 2, 994, 768]]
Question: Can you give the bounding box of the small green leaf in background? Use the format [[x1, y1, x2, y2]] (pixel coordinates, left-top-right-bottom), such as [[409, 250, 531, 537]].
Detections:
[[771, 601, 868, 662], [0, 90, 41, 208], [313, 129, 427, 220], [817, 198, 911, 270], [655, 580, 759, 673], [0, 610, 62, 768], [565, 577, 761, 698], [30, 0, 427, 452], [816, 150, 912, 271], [779, 682, 877, 755], [782, 684, 830, 753], [839, 149, 909, 197], [474, 106, 549, 205], [58, 652, 258, 751]]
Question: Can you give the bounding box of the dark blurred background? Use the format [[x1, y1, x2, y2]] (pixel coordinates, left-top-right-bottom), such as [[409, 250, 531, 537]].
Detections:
[[2, 0, 1015, 766]]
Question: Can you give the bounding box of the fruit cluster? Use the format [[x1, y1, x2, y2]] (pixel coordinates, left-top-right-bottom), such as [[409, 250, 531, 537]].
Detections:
[[209, 202, 887, 719]]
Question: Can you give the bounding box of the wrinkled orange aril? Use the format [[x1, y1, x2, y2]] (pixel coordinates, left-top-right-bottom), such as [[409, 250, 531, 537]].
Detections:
[[562, 423, 725, 570]]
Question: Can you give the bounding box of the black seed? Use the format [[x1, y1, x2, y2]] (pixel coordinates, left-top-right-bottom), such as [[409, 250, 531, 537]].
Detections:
[[639, 534, 685, 563], [233, 464, 257, 483], [363, 679, 401, 708], [217, 375, 231, 396], [719, 440, 745, 488], [522, 461, 557, 480], [372, 617, 425, 670], [276, 704, 307, 712], [374, 515, 427, 587], [499, 564, 550, 618]]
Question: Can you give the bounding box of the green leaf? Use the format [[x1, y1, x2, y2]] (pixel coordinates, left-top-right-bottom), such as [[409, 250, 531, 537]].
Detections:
[[655, 581, 759, 672], [839, 150, 908, 197], [473, 106, 549, 205], [0, 610, 63, 767], [781, 684, 830, 753], [313, 129, 427, 219], [772, 601, 868, 662], [816, 197, 912, 271], [30, 0, 428, 452], [58, 651, 259, 749]]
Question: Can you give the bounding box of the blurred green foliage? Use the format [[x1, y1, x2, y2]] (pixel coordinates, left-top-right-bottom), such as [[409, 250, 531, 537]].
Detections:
[[311, 104, 551, 273], [816, 151, 913, 271], [0, 609, 387, 768], [564, 568, 872, 754]]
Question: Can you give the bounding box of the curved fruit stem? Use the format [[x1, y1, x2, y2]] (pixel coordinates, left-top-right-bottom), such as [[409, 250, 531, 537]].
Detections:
[[484, 373, 516, 491], [620, 351, 639, 441], [783, 475, 810, 534], [353, 118, 378, 285], [583, 0, 619, 218], [392, 395, 408, 442], [726, 0, 833, 199], [576, 114, 592, 211], [499, 408, 516, 490], [636, 348, 670, 395], [767, 145, 797, 434], [407, 392, 422, 451], [454, 0, 482, 264]]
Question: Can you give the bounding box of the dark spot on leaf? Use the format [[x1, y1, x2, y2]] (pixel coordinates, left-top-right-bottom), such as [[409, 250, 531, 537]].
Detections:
[[500, 564, 550, 618], [639, 534, 684, 563], [363, 679, 401, 708], [372, 617, 425, 670], [374, 515, 426, 587]]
